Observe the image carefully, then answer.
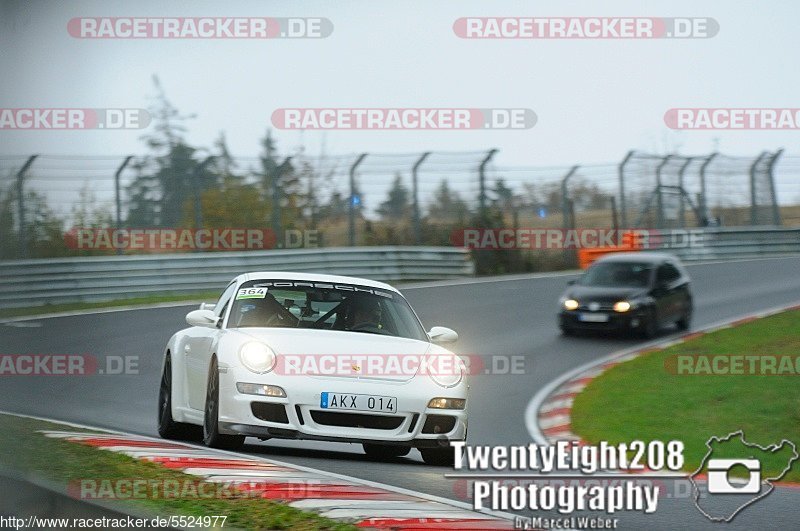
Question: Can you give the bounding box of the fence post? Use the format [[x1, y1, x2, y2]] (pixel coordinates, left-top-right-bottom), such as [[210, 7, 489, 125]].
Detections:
[[560, 165, 579, 231], [114, 156, 133, 255], [749, 151, 768, 226], [610, 195, 619, 232], [412, 152, 431, 245], [566, 199, 578, 267], [478, 149, 498, 224], [655, 155, 672, 229], [560, 165, 580, 268], [698, 152, 717, 226], [15, 155, 38, 259], [192, 156, 216, 233], [348, 153, 367, 246], [766, 149, 784, 226], [618, 150, 635, 228], [677, 157, 693, 228], [271, 156, 292, 242]]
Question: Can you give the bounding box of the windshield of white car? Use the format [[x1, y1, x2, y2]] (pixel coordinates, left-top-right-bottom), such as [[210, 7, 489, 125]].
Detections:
[[579, 262, 653, 288], [226, 280, 429, 341]]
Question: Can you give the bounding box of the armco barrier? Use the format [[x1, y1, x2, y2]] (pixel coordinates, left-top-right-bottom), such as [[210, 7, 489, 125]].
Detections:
[[1, 229, 797, 310], [576, 227, 800, 265], [0, 247, 474, 310], [659, 226, 800, 262]]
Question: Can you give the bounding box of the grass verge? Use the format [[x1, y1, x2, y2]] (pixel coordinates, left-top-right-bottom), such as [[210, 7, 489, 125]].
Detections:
[[571, 309, 800, 482], [0, 413, 356, 530]]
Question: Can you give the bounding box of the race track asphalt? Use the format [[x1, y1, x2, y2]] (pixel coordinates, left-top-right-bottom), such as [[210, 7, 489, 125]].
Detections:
[[2, 256, 799, 530]]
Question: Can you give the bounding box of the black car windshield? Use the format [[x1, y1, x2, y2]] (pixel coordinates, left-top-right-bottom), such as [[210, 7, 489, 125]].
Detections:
[[580, 262, 653, 288], [226, 280, 428, 341]]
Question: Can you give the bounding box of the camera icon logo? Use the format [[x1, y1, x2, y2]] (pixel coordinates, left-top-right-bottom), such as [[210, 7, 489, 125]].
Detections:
[[707, 458, 761, 494], [691, 431, 798, 522]]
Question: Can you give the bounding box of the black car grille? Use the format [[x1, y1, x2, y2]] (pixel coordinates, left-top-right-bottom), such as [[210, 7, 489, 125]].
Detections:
[[309, 411, 404, 430], [577, 302, 615, 311]]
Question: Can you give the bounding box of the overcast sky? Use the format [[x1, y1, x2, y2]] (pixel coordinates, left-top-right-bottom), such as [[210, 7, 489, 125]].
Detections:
[[1, 0, 799, 171]]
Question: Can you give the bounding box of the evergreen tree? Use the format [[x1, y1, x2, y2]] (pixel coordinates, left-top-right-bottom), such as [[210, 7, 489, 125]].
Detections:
[[126, 76, 213, 228], [377, 174, 410, 220], [430, 179, 470, 222]]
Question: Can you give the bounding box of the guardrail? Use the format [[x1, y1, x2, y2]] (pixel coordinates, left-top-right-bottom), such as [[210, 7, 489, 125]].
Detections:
[[574, 226, 800, 267], [1, 229, 797, 310], [657, 226, 800, 262], [0, 247, 475, 309]]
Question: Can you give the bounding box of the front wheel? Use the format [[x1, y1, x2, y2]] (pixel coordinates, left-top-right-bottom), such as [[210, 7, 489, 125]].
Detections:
[[640, 308, 658, 339], [676, 306, 692, 331], [421, 447, 456, 466], [203, 357, 245, 450], [157, 355, 202, 441]]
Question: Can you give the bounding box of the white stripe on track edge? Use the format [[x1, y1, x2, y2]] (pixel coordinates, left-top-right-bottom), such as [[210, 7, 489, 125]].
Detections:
[[1, 409, 517, 523]]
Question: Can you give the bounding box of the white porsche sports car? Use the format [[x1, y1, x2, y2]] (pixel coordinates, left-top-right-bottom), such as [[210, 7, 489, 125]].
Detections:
[[158, 272, 467, 465]]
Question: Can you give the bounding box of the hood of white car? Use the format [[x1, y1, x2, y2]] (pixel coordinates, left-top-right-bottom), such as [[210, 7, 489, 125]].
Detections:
[[231, 328, 438, 382]]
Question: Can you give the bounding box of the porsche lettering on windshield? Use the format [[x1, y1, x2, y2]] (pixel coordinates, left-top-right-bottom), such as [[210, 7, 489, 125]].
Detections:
[[226, 281, 428, 341]]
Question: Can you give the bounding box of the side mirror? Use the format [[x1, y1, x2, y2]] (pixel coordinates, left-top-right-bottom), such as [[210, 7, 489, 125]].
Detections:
[[200, 302, 216, 311], [186, 309, 219, 328], [428, 326, 458, 344], [567, 279, 576, 285]]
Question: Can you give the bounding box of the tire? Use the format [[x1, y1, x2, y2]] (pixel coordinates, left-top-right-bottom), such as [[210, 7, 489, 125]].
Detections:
[[420, 447, 455, 466], [676, 305, 692, 331], [640, 309, 658, 339], [362, 443, 411, 459], [560, 326, 575, 337], [203, 357, 245, 450], [157, 354, 202, 441]]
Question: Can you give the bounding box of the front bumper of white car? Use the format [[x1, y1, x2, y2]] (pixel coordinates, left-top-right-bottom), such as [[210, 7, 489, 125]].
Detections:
[[216, 364, 468, 447]]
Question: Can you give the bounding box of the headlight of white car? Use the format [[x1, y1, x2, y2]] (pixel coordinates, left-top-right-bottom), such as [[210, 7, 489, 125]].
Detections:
[[239, 342, 276, 374], [425, 352, 465, 388]]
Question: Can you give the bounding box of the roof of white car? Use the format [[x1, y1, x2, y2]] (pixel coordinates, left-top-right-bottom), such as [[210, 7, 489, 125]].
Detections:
[[238, 271, 400, 293]]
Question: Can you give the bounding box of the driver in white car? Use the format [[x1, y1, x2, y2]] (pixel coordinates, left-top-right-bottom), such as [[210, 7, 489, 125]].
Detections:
[[238, 294, 290, 327], [348, 297, 383, 332]]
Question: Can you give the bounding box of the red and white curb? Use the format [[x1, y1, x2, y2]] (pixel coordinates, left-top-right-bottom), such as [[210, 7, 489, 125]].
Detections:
[[527, 300, 800, 446], [33, 424, 514, 530]]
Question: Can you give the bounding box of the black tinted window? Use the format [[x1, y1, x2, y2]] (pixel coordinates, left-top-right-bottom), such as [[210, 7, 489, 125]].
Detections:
[[580, 262, 653, 288], [657, 263, 681, 283]]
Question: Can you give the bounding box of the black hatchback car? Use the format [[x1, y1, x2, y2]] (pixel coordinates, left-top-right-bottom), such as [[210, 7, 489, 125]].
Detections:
[[558, 252, 692, 337]]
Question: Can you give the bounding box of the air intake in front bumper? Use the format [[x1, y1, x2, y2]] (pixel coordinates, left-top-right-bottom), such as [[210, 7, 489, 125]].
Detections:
[[422, 414, 456, 434], [309, 411, 404, 430], [251, 402, 289, 424]]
